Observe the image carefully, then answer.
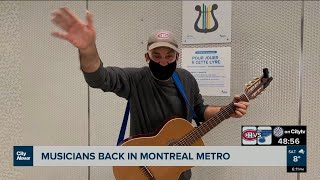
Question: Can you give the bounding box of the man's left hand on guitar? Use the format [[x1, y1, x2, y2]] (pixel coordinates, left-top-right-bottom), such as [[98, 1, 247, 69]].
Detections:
[[230, 95, 250, 118]]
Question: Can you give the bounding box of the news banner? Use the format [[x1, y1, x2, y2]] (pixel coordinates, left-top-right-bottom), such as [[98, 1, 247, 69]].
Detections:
[[14, 125, 306, 173], [242, 125, 306, 172]]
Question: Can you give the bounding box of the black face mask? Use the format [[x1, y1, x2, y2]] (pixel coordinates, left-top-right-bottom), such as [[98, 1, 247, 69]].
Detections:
[[148, 55, 177, 80]]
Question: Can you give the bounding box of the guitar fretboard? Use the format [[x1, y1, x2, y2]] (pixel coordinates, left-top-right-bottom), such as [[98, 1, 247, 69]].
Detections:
[[174, 94, 249, 146]]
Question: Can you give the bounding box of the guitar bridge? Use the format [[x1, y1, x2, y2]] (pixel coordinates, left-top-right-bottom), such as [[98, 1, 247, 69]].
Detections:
[[140, 166, 155, 180]]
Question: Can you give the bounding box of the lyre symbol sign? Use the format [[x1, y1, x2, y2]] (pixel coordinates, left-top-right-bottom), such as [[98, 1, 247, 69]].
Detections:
[[194, 4, 218, 33]]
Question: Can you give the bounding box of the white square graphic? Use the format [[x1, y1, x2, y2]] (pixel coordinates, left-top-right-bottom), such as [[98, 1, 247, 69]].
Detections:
[[242, 126, 259, 145], [257, 127, 272, 145]]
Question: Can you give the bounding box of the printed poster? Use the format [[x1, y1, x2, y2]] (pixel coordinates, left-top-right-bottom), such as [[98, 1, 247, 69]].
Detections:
[[181, 47, 231, 96], [182, 1, 232, 44]]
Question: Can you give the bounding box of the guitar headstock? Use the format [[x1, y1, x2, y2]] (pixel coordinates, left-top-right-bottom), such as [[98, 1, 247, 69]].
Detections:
[[245, 68, 273, 100]]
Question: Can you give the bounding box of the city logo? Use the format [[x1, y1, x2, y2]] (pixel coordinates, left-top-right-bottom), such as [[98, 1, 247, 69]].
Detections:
[[13, 146, 33, 166], [194, 3, 219, 33], [242, 126, 272, 145]]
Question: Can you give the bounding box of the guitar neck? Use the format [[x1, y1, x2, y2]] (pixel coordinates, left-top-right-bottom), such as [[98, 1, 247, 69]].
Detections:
[[175, 94, 249, 146]]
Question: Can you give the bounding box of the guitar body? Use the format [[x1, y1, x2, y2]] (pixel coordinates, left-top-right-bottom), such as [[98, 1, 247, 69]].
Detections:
[[113, 68, 273, 180], [113, 118, 204, 180]]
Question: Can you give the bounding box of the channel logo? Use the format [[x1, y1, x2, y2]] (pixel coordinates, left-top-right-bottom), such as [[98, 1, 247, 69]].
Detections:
[[242, 126, 272, 145], [13, 146, 33, 166]]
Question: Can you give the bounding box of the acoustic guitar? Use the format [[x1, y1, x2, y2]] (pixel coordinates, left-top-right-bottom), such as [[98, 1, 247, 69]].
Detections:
[[113, 68, 273, 180]]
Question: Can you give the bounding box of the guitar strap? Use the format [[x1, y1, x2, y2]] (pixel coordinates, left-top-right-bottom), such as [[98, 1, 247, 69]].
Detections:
[[117, 71, 200, 146], [117, 100, 130, 146], [172, 71, 200, 126]]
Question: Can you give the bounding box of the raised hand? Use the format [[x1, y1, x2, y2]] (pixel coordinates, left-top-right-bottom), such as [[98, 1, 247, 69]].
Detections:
[[51, 7, 96, 50]]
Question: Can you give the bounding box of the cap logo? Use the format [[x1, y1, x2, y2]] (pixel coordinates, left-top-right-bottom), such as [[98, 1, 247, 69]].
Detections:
[[157, 32, 169, 39]]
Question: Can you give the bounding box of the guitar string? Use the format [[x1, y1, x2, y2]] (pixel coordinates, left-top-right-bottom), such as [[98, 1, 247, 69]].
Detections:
[[140, 94, 249, 178], [176, 94, 248, 146]]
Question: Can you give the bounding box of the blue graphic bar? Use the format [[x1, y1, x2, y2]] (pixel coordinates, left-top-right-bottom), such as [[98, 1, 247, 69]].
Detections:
[[287, 145, 307, 172], [195, 51, 217, 54]]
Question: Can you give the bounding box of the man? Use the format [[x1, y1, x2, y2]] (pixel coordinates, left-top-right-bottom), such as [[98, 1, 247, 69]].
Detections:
[[51, 7, 249, 180]]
